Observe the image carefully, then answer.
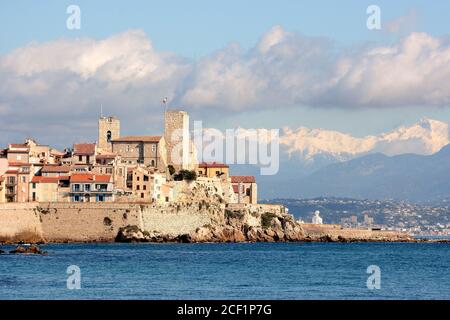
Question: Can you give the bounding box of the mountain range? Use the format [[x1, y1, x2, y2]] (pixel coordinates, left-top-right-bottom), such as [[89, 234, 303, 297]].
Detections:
[[228, 118, 450, 201]]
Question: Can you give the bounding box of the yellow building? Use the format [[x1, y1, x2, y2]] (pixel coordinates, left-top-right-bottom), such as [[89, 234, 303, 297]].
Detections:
[[198, 162, 229, 179], [30, 176, 70, 202]]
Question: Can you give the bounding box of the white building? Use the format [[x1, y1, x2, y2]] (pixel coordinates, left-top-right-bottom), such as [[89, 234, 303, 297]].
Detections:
[[312, 210, 323, 224]]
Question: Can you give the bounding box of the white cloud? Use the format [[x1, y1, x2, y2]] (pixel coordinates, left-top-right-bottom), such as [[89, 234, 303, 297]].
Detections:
[[1, 27, 450, 147]]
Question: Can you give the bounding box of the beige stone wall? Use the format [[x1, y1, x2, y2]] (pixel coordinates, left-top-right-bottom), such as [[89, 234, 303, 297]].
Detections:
[[226, 203, 285, 215], [164, 110, 191, 170], [141, 202, 220, 234], [0, 179, 5, 203], [0, 203, 43, 241], [0, 202, 219, 242], [112, 141, 162, 167], [301, 223, 408, 240]]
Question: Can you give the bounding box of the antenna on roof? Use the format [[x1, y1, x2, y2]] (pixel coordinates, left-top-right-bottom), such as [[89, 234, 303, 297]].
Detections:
[[100, 103, 103, 118]]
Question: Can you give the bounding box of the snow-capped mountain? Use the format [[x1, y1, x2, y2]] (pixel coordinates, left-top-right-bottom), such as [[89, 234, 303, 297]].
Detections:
[[280, 118, 449, 163]]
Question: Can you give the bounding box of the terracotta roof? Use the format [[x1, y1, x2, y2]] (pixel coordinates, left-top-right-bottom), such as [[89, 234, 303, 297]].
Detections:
[[96, 153, 117, 159], [31, 176, 61, 183], [50, 149, 66, 156], [111, 136, 162, 143], [9, 143, 28, 149], [7, 150, 29, 154], [8, 162, 31, 167], [73, 143, 96, 155], [231, 176, 256, 183], [41, 165, 71, 173], [70, 173, 111, 183], [199, 162, 229, 168]]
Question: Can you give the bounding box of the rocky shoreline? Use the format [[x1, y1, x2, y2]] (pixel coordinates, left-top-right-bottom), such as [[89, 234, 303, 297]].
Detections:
[[114, 208, 427, 244]]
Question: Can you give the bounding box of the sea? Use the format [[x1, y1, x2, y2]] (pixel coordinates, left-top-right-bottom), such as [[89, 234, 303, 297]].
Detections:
[[0, 242, 449, 300]]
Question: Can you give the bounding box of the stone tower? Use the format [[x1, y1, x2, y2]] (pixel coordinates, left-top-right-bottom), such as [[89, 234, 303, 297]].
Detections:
[[164, 110, 190, 171], [98, 116, 120, 152]]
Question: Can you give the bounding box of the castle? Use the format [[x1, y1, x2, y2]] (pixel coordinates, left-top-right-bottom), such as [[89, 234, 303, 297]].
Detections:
[[0, 110, 257, 205]]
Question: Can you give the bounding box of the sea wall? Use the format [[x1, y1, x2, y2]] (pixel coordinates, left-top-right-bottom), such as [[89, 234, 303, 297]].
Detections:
[[0, 202, 216, 242], [141, 202, 223, 234], [0, 202, 412, 243], [0, 203, 43, 242], [301, 223, 410, 241]]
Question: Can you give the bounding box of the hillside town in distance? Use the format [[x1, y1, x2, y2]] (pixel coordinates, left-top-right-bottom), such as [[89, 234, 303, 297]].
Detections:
[[265, 198, 450, 237]]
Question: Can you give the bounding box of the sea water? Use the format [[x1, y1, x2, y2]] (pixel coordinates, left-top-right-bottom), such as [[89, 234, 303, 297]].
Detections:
[[0, 242, 448, 300]]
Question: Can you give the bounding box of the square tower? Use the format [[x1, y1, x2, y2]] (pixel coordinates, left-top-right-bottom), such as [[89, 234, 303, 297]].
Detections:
[[164, 110, 190, 171], [98, 116, 120, 152]]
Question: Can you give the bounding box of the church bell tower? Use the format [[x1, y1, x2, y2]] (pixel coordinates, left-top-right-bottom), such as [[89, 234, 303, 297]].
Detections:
[[98, 116, 120, 152]]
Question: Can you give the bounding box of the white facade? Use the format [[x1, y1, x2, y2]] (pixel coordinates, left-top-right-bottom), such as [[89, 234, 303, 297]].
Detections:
[[312, 210, 323, 224]]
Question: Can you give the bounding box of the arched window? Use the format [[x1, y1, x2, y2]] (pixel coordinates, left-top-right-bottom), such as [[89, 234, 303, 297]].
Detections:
[[107, 131, 112, 142]]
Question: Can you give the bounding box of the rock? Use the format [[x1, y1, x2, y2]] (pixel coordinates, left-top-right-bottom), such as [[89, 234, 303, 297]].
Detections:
[[9, 245, 47, 255], [0, 249, 5, 254]]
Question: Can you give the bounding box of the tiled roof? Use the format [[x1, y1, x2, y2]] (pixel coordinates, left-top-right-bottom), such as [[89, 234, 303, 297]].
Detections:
[[231, 176, 256, 183], [96, 153, 117, 159], [31, 176, 61, 183], [8, 162, 31, 167], [70, 173, 111, 183], [73, 143, 96, 155], [199, 162, 229, 168], [111, 136, 162, 143], [41, 165, 71, 173], [9, 143, 28, 149]]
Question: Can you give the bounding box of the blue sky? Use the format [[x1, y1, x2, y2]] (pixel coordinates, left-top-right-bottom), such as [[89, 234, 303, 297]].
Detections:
[[1, 1, 450, 146], [1, 0, 450, 56]]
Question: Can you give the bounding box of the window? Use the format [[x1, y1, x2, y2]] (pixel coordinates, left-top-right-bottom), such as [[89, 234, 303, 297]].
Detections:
[[85, 184, 91, 192], [73, 184, 80, 192], [32, 183, 36, 189], [152, 144, 156, 152], [246, 188, 251, 196], [78, 155, 82, 162], [17, 155, 22, 161], [151, 160, 155, 167], [107, 131, 112, 142], [137, 185, 140, 190], [126, 145, 130, 152], [74, 195, 80, 202], [143, 175, 149, 182], [141, 193, 144, 198], [143, 185, 146, 190], [165, 197, 169, 202], [32, 192, 36, 201], [98, 194, 105, 202], [8, 177, 15, 184], [21, 176, 26, 183]]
